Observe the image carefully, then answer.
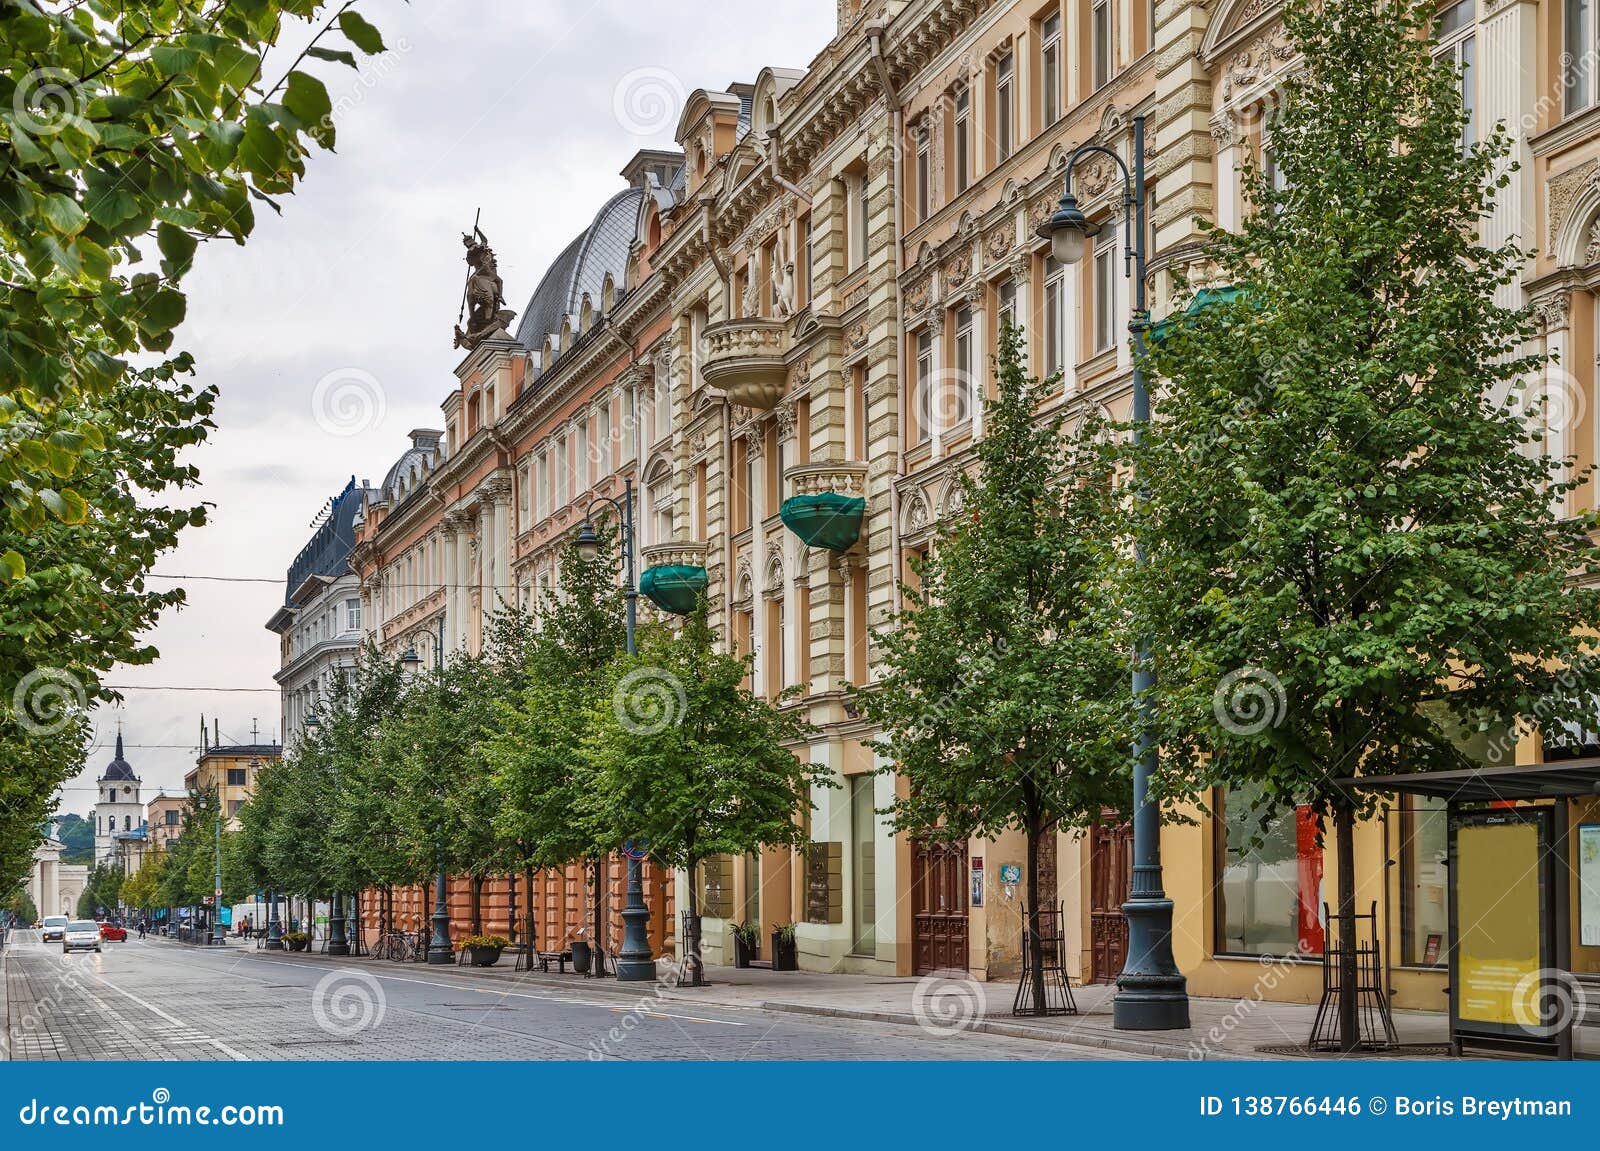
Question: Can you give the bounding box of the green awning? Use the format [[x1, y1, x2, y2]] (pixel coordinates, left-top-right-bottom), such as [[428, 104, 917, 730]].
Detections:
[[639, 564, 708, 615], [1147, 285, 1248, 344], [780, 493, 866, 553]]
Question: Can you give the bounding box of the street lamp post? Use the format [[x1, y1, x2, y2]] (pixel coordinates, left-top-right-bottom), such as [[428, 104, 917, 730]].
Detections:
[[266, 888, 283, 949], [1036, 114, 1189, 1031], [576, 477, 656, 984], [210, 792, 225, 947]]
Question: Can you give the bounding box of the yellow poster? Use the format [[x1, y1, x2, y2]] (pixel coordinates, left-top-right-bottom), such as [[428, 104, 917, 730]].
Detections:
[[1456, 822, 1542, 1027]]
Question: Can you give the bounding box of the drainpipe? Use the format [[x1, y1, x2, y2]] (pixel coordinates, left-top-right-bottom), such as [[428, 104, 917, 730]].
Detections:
[[704, 204, 731, 315], [721, 398, 735, 655], [867, 20, 909, 615], [763, 128, 811, 204]]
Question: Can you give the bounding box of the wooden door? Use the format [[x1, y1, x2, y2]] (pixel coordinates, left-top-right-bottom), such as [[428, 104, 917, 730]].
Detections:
[[911, 840, 968, 974], [1089, 819, 1132, 983]]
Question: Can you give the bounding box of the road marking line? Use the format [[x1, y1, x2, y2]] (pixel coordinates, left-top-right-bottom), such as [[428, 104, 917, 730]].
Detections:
[[237, 953, 626, 1008], [78, 967, 248, 1061], [608, 1007, 745, 1026]]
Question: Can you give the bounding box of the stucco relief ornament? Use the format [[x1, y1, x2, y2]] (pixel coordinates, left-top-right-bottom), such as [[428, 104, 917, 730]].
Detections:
[[985, 225, 1013, 264], [453, 224, 518, 351], [1585, 217, 1600, 267], [905, 275, 932, 313], [1535, 293, 1571, 333]]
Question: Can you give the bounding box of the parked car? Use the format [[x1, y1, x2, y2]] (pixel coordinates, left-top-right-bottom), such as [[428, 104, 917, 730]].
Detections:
[[40, 915, 68, 942], [63, 920, 101, 953], [98, 922, 127, 942]]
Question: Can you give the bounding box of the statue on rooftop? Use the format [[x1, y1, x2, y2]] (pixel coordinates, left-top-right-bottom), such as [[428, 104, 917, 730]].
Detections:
[[454, 223, 518, 351]]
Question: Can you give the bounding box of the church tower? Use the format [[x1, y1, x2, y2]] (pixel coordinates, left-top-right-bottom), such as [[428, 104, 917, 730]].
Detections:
[[93, 728, 143, 868]]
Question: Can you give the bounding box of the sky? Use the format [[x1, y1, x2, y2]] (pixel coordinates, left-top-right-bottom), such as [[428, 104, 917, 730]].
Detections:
[[65, 0, 839, 816]]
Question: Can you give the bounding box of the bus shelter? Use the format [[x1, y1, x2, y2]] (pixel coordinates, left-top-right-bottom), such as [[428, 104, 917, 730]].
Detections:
[[1342, 758, 1600, 1059]]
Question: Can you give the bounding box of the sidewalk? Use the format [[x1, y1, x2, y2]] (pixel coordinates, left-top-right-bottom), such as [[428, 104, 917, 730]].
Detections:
[[236, 943, 1453, 1060]]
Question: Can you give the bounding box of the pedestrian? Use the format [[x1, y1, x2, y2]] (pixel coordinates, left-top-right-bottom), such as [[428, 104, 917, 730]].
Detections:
[[137, 918, 147, 940]]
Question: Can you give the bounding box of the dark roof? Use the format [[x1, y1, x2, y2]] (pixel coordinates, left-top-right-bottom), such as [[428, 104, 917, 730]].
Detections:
[[101, 732, 136, 782], [513, 187, 644, 352], [283, 477, 359, 604], [200, 743, 282, 759]]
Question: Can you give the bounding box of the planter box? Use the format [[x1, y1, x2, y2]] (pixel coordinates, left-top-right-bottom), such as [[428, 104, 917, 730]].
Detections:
[[466, 946, 502, 968], [731, 934, 758, 968], [770, 933, 798, 972]]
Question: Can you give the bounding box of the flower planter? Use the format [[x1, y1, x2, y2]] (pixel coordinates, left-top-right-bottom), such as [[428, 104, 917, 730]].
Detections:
[[570, 939, 592, 974], [731, 933, 758, 968], [286, 938, 308, 953], [770, 931, 798, 972], [466, 945, 503, 967]]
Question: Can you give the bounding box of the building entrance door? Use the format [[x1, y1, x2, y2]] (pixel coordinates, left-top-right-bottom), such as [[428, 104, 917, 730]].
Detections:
[[911, 839, 968, 975], [1089, 817, 1132, 983]]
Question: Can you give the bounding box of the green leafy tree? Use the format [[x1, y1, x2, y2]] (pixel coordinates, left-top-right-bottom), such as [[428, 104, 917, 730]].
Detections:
[[583, 609, 824, 981], [77, 860, 122, 917], [6, 886, 40, 925], [119, 848, 163, 916], [0, 0, 387, 543], [1132, 0, 1600, 1049], [861, 324, 1130, 1012], [483, 535, 627, 947]]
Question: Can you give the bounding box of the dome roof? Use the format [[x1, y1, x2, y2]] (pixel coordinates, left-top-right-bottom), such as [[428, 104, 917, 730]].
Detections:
[[379, 429, 443, 506], [514, 186, 644, 352], [101, 732, 136, 782]]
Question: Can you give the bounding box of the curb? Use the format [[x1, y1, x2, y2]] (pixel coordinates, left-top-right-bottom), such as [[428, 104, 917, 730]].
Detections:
[[751, 1000, 1256, 1061], [1, 935, 10, 1062]]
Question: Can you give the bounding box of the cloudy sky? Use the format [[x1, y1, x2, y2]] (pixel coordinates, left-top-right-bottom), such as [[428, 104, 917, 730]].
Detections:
[[66, 0, 838, 815]]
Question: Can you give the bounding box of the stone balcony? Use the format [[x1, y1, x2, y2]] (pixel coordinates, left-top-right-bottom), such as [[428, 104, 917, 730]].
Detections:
[[639, 541, 710, 615], [700, 318, 791, 410], [781, 461, 869, 552]]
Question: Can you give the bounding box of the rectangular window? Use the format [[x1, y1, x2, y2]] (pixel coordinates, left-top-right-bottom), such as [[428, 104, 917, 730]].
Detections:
[[954, 306, 974, 424], [226, 768, 247, 787], [345, 598, 361, 632], [915, 329, 933, 443], [1567, 0, 1594, 113], [1093, 230, 1118, 353], [850, 364, 868, 457], [1434, 0, 1476, 150], [998, 278, 1017, 333], [1044, 259, 1065, 376], [1093, 0, 1112, 90], [1401, 795, 1449, 967], [915, 122, 930, 222], [850, 774, 877, 955], [1215, 783, 1325, 958], [1040, 12, 1062, 127], [165, 810, 179, 825], [851, 172, 869, 268], [953, 86, 970, 194], [800, 213, 813, 304], [994, 53, 1014, 164]]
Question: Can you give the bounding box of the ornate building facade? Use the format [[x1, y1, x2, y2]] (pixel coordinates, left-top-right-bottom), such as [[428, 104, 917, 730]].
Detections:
[[334, 0, 1600, 1006]]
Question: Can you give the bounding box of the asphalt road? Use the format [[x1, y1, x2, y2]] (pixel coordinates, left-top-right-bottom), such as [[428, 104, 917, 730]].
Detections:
[[2, 929, 1125, 1061]]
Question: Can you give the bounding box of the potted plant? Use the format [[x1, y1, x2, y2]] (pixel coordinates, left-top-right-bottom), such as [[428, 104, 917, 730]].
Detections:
[[461, 934, 509, 967], [731, 921, 760, 968], [284, 931, 309, 952], [770, 922, 798, 971]]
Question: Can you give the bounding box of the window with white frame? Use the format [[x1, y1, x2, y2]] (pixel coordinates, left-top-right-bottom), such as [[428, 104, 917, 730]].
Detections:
[[915, 329, 933, 443], [915, 121, 931, 222], [954, 305, 974, 425], [1434, 0, 1476, 150], [1040, 11, 1062, 128], [850, 171, 870, 268], [1093, 0, 1112, 90], [1044, 258, 1066, 377], [994, 52, 1014, 163], [346, 598, 361, 632], [1567, 0, 1595, 113], [952, 86, 970, 195], [596, 402, 612, 476], [648, 462, 672, 546], [1093, 226, 1119, 354]]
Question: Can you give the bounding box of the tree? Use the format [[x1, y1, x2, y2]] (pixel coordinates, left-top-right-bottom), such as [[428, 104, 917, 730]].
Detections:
[[77, 860, 122, 918], [860, 323, 1130, 1013], [482, 535, 627, 948], [6, 886, 39, 926], [53, 813, 94, 863], [583, 609, 824, 983], [1131, 0, 1600, 1050], [119, 848, 164, 916]]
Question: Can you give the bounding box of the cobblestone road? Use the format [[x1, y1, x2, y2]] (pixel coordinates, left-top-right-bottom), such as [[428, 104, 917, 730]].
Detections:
[[3, 930, 1131, 1061]]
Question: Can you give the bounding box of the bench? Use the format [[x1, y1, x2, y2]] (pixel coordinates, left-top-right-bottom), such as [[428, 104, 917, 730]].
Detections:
[[515, 948, 573, 973]]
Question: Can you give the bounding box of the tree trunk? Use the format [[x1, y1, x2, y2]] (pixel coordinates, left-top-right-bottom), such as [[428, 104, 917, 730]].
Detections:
[[685, 858, 703, 987], [591, 855, 605, 976], [1335, 800, 1359, 1053], [523, 866, 536, 952], [469, 874, 483, 935], [1025, 826, 1046, 1016]]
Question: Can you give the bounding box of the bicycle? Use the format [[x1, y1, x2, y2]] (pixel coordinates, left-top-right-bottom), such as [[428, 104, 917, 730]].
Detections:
[[370, 930, 416, 962]]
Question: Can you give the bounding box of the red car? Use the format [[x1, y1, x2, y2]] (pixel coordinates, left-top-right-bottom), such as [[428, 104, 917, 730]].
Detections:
[[98, 922, 127, 942]]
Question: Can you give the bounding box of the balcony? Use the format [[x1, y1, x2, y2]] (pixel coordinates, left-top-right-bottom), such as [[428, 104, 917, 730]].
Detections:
[[639, 542, 710, 615], [700, 318, 790, 410], [780, 461, 868, 553]]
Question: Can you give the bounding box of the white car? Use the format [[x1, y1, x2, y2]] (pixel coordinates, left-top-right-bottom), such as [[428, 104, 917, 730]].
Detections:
[[63, 920, 101, 953], [40, 915, 68, 942]]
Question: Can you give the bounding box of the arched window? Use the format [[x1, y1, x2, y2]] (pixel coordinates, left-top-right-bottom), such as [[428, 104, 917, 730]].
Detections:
[[647, 461, 674, 546]]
